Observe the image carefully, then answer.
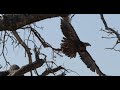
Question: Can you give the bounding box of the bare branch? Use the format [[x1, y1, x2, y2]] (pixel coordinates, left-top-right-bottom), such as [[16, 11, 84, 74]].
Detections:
[[0, 14, 69, 31], [41, 66, 65, 76], [12, 31, 33, 75], [100, 14, 120, 51], [30, 26, 62, 57], [0, 71, 9, 76], [8, 59, 45, 76]]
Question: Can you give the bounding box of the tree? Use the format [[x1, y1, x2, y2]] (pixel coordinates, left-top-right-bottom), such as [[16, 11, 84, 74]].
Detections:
[[0, 14, 118, 76]]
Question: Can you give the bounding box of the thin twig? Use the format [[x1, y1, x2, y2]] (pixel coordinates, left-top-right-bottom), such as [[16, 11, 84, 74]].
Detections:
[[100, 14, 120, 51]]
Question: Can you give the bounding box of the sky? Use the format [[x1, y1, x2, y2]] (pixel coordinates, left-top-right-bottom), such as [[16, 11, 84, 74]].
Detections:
[[0, 14, 120, 76]]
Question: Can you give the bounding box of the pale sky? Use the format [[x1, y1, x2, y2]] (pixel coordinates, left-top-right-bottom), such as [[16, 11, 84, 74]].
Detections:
[[0, 14, 120, 76]]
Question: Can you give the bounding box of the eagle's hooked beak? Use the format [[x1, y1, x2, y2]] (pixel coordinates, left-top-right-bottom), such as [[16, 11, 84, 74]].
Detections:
[[84, 42, 91, 47]]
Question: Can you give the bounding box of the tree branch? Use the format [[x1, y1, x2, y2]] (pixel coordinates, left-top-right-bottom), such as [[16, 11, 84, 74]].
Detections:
[[12, 31, 33, 75], [41, 66, 65, 76], [100, 14, 120, 51], [8, 59, 45, 76], [0, 71, 9, 76], [0, 14, 69, 31]]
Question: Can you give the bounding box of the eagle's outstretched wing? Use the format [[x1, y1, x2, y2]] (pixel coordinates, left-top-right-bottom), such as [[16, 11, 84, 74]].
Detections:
[[61, 17, 80, 42], [60, 16, 106, 76], [61, 17, 80, 58]]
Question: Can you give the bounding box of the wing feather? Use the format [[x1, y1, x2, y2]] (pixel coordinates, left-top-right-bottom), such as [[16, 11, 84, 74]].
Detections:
[[60, 17, 79, 58], [61, 18, 80, 42]]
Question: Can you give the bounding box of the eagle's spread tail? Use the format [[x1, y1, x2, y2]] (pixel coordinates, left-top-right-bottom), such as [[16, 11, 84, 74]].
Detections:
[[78, 51, 106, 76]]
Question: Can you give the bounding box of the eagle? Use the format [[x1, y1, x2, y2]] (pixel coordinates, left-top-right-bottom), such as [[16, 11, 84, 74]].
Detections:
[[60, 16, 106, 76]]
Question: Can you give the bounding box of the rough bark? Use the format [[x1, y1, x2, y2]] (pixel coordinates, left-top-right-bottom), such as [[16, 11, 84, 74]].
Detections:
[[8, 59, 45, 76], [0, 14, 69, 31]]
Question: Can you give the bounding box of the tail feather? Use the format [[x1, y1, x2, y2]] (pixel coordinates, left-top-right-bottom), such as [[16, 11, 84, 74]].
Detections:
[[78, 51, 106, 76]]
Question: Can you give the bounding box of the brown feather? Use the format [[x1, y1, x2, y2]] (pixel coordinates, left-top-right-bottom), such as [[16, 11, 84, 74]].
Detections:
[[78, 50, 106, 76], [61, 37, 77, 58]]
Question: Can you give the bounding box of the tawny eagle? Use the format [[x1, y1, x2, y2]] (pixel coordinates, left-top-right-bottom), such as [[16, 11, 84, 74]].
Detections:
[[60, 17, 106, 76]]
